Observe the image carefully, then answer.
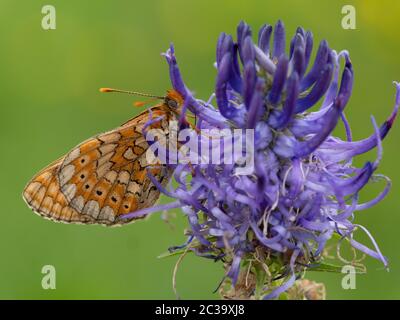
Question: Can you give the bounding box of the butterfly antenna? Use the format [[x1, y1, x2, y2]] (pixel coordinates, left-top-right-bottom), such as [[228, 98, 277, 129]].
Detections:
[[99, 88, 165, 100]]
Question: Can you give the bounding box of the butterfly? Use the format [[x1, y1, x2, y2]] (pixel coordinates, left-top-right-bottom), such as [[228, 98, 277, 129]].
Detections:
[[22, 88, 185, 226]]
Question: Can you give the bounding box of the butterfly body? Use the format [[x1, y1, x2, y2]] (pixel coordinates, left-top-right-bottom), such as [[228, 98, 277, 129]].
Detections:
[[23, 90, 184, 226]]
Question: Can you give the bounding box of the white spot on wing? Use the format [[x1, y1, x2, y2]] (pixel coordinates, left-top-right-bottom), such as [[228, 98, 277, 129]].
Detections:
[[83, 200, 100, 218], [104, 170, 118, 183], [64, 148, 81, 165], [59, 164, 75, 185], [99, 144, 117, 155], [70, 196, 85, 212], [127, 181, 141, 194], [117, 171, 130, 185], [61, 183, 77, 202], [98, 152, 114, 167], [134, 136, 147, 147], [98, 206, 115, 222], [123, 147, 135, 160], [96, 161, 113, 178]]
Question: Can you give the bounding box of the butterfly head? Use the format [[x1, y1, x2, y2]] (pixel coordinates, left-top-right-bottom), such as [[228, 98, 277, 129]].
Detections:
[[99, 87, 187, 119], [164, 89, 184, 110]]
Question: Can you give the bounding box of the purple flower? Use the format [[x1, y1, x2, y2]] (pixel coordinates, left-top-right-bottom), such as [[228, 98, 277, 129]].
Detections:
[[127, 21, 400, 299]]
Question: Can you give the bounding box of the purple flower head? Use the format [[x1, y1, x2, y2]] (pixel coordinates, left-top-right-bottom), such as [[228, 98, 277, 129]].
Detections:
[[127, 21, 399, 299]]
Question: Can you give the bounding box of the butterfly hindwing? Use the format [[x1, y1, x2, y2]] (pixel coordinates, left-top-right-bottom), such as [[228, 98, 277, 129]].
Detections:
[[23, 159, 95, 224], [23, 105, 173, 226]]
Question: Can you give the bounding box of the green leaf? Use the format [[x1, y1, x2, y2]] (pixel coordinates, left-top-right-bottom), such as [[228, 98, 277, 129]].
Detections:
[[253, 264, 268, 300], [278, 292, 289, 300], [307, 262, 366, 274], [157, 248, 192, 259]]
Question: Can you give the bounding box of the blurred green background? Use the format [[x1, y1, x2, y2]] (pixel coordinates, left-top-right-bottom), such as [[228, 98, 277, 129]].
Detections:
[[0, 0, 399, 299]]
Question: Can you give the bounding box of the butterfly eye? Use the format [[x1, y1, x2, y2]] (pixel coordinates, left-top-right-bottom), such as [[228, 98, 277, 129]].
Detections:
[[167, 98, 178, 109]]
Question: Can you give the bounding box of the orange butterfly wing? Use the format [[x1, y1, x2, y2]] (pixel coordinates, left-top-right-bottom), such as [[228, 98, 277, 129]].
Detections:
[[23, 106, 173, 226]]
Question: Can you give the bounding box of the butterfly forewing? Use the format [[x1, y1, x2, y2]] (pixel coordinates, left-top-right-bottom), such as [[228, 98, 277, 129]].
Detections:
[[23, 105, 174, 226]]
